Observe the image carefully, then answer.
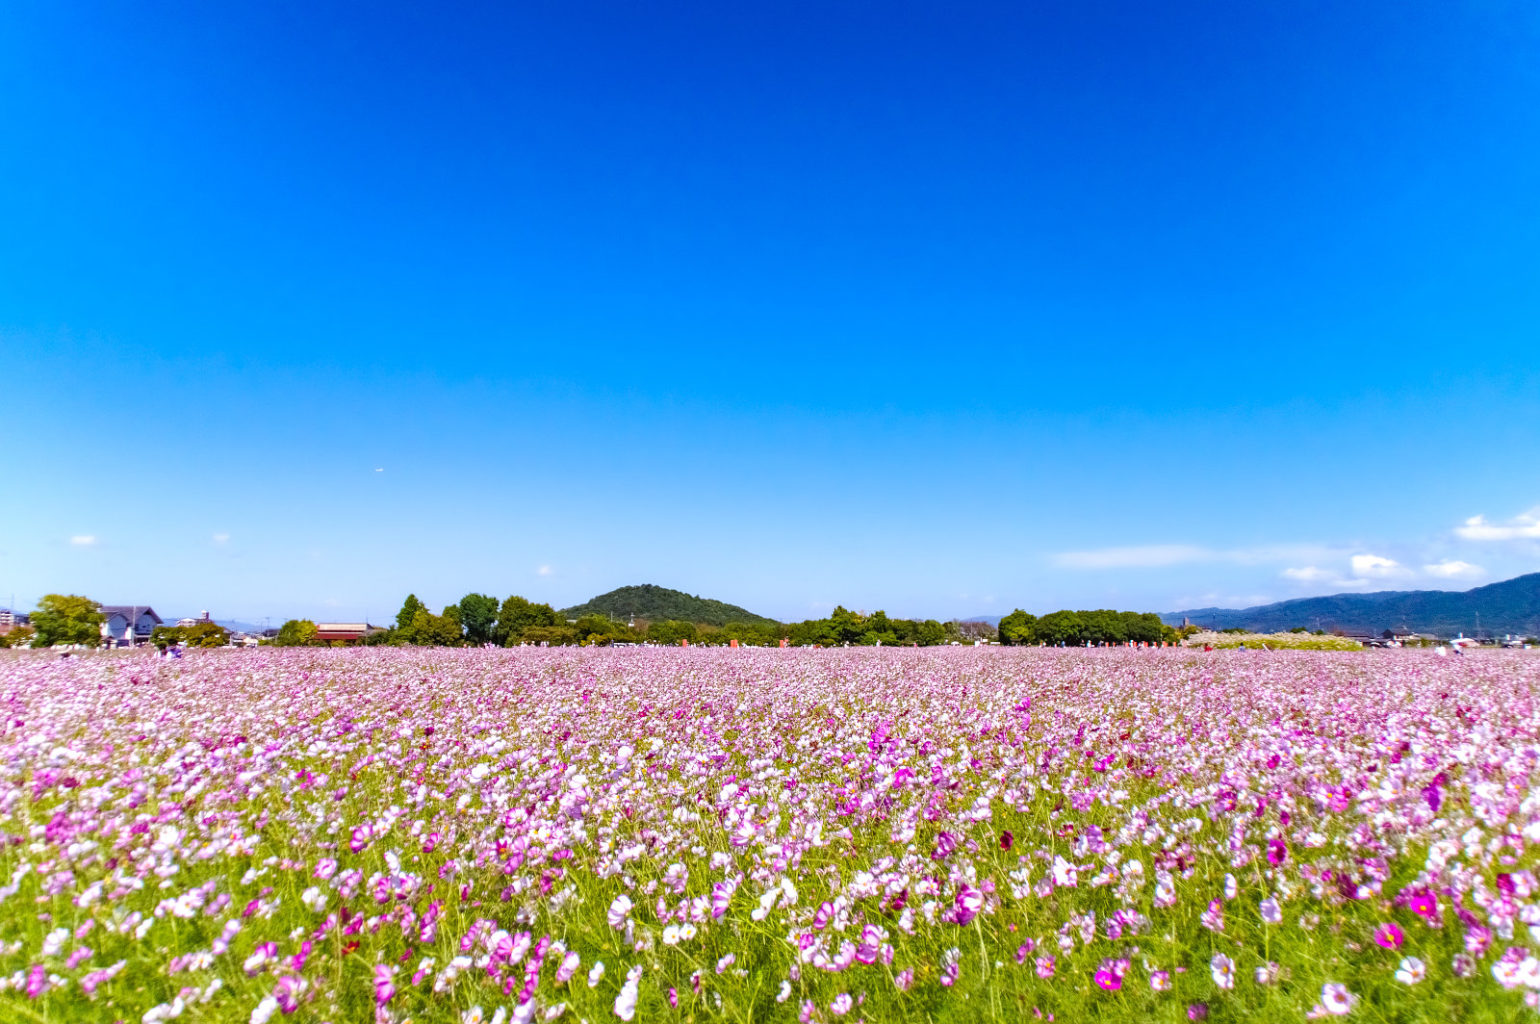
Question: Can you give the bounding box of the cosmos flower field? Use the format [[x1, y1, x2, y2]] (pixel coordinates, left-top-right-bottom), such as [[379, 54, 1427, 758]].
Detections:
[[3, 648, 1539, 1023]]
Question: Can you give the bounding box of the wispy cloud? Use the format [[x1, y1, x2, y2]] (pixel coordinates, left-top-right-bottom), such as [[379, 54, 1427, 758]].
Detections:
[[1281, 566, 1334, 583], [69, 535, 97, 546], [1424, 559, 1483, 579], [212, 532, 230, 544], [1280, 566, 1374, 590], [1349, 553, 1405, 578], [1055, 543, 1327, 570], [537, 565, 553, 576], [1456, 508, 1540, 541], [1054, 544, 1208, 569]]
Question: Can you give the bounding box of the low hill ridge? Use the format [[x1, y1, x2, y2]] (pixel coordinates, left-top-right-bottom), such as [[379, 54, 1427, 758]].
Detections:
[[560, 584, 780, 628], [1163, 571, 1540, 635]]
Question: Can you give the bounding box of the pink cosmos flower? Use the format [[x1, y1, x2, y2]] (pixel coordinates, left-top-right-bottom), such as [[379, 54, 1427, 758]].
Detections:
[[373, 965, 395, 1005], [1373, 922, 1405, 949], [1036, 956, 1056, 979], [274, 975, 304, 1014], [1406, 889, 1440, 923], [607, 894, 633, 929], [954, 885, 984, 925]]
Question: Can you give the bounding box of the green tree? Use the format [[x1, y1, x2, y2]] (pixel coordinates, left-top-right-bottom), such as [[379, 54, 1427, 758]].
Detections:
[[0, 625, 36, 649], [718, 621, 775, 646], [183, 621, 231, 648], [457, 593, 499, 646], [494, 596, 561, 645], [400, 608, 463, 646], [647, 620, 698, 645], [997, 610, 1037, 646], [828, 606, 865, 645], [916, 620, 946, 646], [272, 619, 319, 646], [395, 594, 426, 632], [520, 624, 579, 646], [572, 614, 637, 645], [31, 594, 104, 648], [1035, 610, 1085, 646]]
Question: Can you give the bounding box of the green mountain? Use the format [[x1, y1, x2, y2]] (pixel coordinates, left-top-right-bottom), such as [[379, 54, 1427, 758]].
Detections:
[[1163, 571, 1540, 636], [560, 584, 780, 628]]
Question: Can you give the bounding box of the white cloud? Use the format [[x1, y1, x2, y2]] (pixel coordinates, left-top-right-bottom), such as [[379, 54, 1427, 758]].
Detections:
[[1424, 559, 1483, 579], [1055, 543, 1328, 570], [537, 565, 553, 576], [212, 532, 230, 544], [1055, 544, 1208, 569], [1455, 508, 1540, 541], [1349, 553, 1404, 578], [1281, 566, 1333, 583], [69, 535, 97, 546]]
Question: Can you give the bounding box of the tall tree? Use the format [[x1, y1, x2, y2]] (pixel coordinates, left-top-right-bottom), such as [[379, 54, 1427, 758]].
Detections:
[[495, 596, 560, 645], [395, 594, 426, 632], [998, 610, 1037, 646], [916, 619, 947, 646], [458, 593, 499, 646], [31, 594, 103, 648], [273, 619, 318, 646], [647, 620, 697, 645]]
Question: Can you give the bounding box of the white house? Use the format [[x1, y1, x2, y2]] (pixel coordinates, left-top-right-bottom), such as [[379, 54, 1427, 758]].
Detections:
[[99, 606, 162, 647]]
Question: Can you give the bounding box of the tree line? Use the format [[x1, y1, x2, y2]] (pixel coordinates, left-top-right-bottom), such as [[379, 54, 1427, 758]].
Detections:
[[996, 608, 1177, 646], [271, 595, 997, 647]]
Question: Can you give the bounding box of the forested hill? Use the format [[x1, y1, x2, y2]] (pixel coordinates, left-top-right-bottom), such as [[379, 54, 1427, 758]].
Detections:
[[560, 584, 780, 627], [1163, 571, 1540, 635]]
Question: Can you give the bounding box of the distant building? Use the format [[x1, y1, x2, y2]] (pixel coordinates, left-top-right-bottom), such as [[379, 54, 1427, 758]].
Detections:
[[314, 622, 386, 644], [0, 609, 28, 635], [176, 611, 214, 628], [99, 606, 163, 647]]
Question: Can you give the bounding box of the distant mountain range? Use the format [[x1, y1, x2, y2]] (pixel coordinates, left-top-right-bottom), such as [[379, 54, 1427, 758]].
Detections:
[[1163, 572, 1540, 636], [560, 584, 780, 628]]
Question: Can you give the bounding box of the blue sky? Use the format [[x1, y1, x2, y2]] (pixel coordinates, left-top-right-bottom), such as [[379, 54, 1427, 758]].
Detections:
[[3, 0, 1538, 624]]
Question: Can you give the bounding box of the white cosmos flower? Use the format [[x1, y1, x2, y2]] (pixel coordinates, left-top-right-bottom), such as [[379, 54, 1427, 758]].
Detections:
[[1210, 953, 1235, 990], [1395, 957, 1425, 984], [587, 961, 605, 987], [612, 973, 637, 1016], [607, 895, 633, 929], [1321, 982, 1356, 1014]]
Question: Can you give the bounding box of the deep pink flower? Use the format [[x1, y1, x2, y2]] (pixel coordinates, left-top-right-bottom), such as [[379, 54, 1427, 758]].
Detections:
[[1406, 889, 1440, 922], [373, 965, 395, 1005], [1373, 922, 1405, 949], [953, 885, 983, 925]]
